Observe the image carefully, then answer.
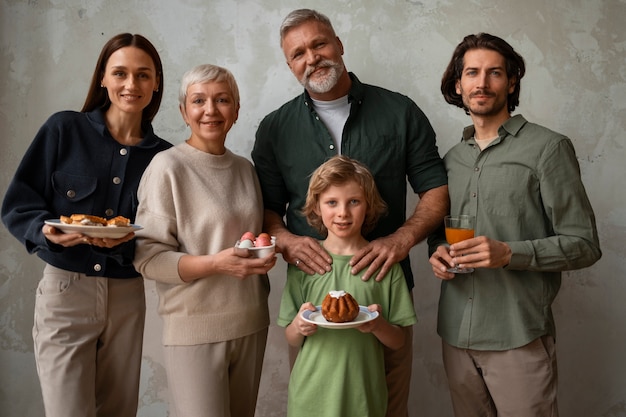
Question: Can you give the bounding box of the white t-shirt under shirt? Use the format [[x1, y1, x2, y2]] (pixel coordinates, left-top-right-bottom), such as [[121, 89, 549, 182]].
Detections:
[[474, 136, 498, 150], [311, 95, 350, 153]]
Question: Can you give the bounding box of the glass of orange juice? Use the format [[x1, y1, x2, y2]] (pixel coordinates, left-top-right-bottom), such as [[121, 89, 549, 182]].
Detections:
[[444, 215, 475, 273]]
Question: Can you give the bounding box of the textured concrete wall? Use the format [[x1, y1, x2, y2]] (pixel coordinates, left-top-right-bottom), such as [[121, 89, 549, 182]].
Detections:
[[1, 1, 624, 416]]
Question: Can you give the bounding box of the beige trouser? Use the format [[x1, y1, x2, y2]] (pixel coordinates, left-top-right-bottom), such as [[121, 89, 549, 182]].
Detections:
[[384, 325, 413, 417], [163, 328, 268, 417], [33, 265, 145, 417], [442, 336, 559, 417]]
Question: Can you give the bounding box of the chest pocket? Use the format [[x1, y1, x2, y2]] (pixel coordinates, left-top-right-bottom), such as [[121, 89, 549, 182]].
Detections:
[[52, 171, 98, 202], [478, 166, 538, 218], [350, 134, 403, 179]]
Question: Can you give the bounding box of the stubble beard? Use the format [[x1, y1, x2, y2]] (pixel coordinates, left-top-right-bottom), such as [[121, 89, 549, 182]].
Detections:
[[464, 91, 508, 118]]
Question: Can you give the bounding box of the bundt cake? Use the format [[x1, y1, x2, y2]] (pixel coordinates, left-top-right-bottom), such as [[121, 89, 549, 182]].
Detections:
[[321, 290, 360, 323]]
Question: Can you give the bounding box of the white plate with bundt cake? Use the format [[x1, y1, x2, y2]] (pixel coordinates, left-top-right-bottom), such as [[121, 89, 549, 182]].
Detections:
[[301, 306, 379, 329]]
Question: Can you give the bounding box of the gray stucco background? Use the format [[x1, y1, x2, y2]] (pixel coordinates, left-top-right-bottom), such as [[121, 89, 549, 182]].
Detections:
[[1, 0, 624, 416]]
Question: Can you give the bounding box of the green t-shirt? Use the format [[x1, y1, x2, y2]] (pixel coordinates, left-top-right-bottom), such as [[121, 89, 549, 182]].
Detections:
[[278, 253, 417, 417]]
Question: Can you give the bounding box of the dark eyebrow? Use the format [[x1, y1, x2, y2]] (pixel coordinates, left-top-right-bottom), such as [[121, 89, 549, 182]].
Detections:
[[464, 66, 504, 72], [110, 65, 154, 72]]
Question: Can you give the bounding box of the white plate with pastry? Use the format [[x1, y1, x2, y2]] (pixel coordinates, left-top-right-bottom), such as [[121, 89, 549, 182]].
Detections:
[[301, 306, 379, 329], [45, 219, 142, 239]]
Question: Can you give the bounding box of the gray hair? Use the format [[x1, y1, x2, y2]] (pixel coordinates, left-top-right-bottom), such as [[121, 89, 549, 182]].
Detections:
[[279, 9, 336, 46], [178, 64, 240, 108]]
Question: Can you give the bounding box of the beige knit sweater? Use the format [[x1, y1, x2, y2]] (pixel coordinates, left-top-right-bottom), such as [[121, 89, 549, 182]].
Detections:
[[134, 142, 270, 345]]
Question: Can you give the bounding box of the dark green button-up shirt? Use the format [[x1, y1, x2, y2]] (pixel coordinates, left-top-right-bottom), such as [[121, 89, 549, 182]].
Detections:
[[253, 73, 448, 289], [431, 114, 601, 350]]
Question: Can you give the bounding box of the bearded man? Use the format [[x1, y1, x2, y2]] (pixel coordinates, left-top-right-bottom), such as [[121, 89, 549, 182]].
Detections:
[[252, 9, 449, 417]]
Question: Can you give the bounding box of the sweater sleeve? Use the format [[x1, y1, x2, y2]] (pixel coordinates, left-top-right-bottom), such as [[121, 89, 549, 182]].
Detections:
[[133, 153, 186, 284]]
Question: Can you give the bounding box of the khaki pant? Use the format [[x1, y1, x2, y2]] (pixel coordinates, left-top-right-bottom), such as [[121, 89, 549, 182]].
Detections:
[[384, 325, 413, 417], [163, 328, 268, 417], [442, 336, 559, 417], [33, 265, 145, 417]]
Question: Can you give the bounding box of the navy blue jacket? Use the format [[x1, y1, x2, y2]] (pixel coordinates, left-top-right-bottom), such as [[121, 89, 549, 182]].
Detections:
[[1, 109, 172, 278]]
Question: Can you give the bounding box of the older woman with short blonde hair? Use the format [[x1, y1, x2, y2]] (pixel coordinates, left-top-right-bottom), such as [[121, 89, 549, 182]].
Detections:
[[134, 64, 276, 417]]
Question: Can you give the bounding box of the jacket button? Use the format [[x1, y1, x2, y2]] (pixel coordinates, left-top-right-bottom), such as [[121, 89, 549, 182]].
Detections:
[[66, 190, 76, 199]]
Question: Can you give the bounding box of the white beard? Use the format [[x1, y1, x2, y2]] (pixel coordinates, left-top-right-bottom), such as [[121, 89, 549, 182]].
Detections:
[[300, 60, 344, 94]]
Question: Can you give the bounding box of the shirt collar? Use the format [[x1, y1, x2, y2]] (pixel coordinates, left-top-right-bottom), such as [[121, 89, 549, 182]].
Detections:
[[462, 114, 528, 142], [85, 108, 160, 149]]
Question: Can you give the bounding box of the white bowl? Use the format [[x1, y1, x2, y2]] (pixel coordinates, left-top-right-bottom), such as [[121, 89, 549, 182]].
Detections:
[[235, 236, 276, 258]]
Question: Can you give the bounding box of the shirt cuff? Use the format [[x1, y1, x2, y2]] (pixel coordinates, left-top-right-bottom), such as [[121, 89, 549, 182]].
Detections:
[[505, 241, 534, 270]]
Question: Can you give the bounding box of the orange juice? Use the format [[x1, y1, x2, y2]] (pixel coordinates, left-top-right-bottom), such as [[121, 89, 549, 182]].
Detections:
[[445, 227, 474, 244]]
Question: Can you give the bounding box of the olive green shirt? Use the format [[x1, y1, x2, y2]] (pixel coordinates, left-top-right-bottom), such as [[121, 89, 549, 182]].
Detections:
[[430, 115, 601, 350]]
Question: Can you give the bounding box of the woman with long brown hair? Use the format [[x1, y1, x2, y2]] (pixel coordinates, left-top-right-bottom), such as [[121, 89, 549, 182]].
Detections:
[[1, 33, 171, 417]]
